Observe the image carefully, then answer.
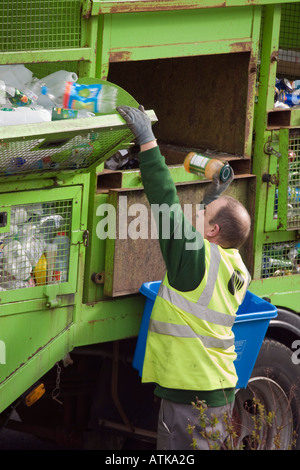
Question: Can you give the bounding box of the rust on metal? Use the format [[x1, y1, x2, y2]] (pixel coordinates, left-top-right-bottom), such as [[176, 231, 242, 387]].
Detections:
[[110, 51, 132, 62]]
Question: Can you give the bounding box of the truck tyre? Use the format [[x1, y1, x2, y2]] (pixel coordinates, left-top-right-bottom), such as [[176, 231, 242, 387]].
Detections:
[[234, 338, 300, 450]]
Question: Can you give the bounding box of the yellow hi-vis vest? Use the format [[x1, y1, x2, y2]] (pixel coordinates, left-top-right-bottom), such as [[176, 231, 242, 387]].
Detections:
[[142, 240, 251, 391]]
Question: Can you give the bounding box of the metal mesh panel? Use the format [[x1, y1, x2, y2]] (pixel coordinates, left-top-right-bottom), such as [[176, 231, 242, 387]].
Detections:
[[0, 200, 72, 291], [262, 239, 300, 278], [287, 129, 300, 228], [278, 3, 300, 79], [272, 130, 300, 228], [0, 0, 81, 52], [0, 127, 133, 175]]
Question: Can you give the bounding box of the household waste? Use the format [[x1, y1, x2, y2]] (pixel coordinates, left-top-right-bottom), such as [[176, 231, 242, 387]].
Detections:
[[274, 77, 300, 108], [0, 64, 118, 126], [0, 203, 70, 291]]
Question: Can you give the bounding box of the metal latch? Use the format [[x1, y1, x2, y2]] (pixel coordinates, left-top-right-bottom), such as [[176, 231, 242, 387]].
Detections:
[[71, 229, 89, 247], [264, 142, 281, 158]]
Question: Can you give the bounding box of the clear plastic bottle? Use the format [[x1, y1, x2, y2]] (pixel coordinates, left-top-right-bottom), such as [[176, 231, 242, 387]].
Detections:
[[41, 70, 78, 88], [20, 229, 46, 268], [41, 81, 117, 113], [53, 232, 70, 283], [0, 64, 33, 90], [184, 152, 232, 182], [3, 240, 32, 281]]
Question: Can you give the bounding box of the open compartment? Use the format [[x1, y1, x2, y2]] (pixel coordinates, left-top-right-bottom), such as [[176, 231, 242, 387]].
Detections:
[[108, 53, 253, 173]]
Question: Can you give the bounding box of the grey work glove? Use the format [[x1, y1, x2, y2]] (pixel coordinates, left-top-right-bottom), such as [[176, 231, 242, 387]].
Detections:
[[201, 167, 234, 206], [117, 105, 155, 145]]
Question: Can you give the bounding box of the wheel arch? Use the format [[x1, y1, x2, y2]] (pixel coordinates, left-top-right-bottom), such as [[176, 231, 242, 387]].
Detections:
[[266, 307, 300, 350]]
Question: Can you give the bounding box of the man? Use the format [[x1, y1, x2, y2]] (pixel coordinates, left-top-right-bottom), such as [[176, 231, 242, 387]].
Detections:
[[117, 105, 251, 450]]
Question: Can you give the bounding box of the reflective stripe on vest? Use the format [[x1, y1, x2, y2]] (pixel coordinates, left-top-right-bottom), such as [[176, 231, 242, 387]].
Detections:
[[150, 243, 237, 350], [148, 318, 235, 349]]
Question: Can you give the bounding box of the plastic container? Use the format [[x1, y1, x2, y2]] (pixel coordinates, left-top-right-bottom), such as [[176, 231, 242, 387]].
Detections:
[[30, 71, 77, 107], [0, 64, 33, 90], [3, 240, 32, 281], [278, 90, 300, 107], [21, 231, 46, 268], [41, 81, 117, 113], [133, 281, 278, 389], [40, 70, 78, 89], [33, 253, 47, 286], [184, 152, 232, 182], [53, 232, 70, 283]]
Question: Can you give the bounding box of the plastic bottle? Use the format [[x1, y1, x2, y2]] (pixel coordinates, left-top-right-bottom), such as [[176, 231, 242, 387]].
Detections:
[[0, 64, 33, 91], [53, 232, 70, 283], [41, 70, 78, 88], [38, 214, 63, 243], [21, 230, 46, 268], [3, 85, 33, 107], [278, 90, 300, 107], [184, 152, 232, 182], [41, 81, 117, 113], [3, 240, 32, 281], [30, 71, 77, 108]]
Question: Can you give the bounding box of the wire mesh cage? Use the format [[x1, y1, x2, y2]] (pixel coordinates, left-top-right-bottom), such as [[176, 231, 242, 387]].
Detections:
[[0, 126, 133, 175], [262, 239, 300, 278], [272, 129, 300, 229], [278, 3, 300, 80], [0, 200, 72, 291], [0, 0, 82, 52], [287, 129, 300, 228]]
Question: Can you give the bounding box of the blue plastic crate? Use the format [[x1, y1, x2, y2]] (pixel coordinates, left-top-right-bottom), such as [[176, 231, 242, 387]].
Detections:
[[132, 281, 278, 389]]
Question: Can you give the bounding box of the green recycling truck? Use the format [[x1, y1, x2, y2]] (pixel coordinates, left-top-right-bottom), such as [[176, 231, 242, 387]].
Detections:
[[0, 0, 300, 450]]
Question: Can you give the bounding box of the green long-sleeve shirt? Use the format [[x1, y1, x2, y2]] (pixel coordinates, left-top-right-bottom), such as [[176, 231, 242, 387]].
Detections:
[[139, 145, 235, 406]]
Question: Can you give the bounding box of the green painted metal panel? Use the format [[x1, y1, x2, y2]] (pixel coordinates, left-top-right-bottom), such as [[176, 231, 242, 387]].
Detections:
[[87, 0, 300, 16], [108, 8, 255, 61], [0, 0, 300, 418]]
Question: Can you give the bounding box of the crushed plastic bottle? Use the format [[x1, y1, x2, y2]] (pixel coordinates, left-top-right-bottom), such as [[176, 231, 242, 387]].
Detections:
[[3, 240, 32, 281], [0, 64, 33, 91], [20, 229, 46, 268], [38, 214, 63, 243]]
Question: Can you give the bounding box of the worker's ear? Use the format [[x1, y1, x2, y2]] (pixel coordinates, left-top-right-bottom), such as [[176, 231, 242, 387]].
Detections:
[[206, 223, 220, 239]]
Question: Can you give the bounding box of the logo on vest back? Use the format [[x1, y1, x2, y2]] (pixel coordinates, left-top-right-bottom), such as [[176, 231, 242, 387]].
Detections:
[[228, 270, 245, 295]]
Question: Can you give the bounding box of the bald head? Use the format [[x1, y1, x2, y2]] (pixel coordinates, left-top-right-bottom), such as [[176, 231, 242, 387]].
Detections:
[[204, 196, 251, 249]]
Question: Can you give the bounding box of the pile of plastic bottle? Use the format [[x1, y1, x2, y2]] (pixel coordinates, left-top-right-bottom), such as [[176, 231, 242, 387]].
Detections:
[[0, 64, 117, 126], [274, 77, 300, 108], [0, 203, 70, 291]]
